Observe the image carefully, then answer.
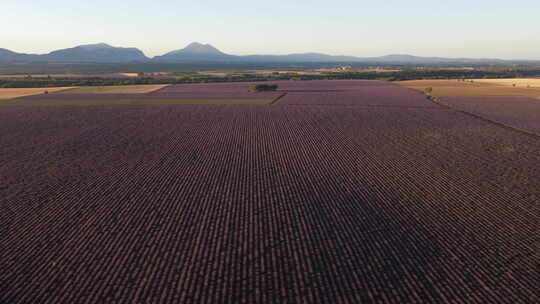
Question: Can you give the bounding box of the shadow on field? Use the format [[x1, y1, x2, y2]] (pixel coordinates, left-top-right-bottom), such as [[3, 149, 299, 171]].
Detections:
[[224, 181, 450, 303]]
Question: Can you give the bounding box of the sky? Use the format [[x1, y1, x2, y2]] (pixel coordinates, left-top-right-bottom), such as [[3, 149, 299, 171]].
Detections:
[[2, 0, 539, 60]]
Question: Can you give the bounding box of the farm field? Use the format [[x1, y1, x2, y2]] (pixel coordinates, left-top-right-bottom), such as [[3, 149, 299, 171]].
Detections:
[[475, 78, 540, 88], [0, 87, 73, 99], [0, 80, 538, 303], [398, 79, 540, 99], [397, 79, 540, 135], [439, 97, 540, 135], [0, 98, 275, 106], [56, 84, 169, 94], [1, 83, 285, 105]]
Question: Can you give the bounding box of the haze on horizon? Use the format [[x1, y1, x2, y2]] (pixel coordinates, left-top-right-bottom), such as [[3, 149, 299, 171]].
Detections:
[[2, 0, 539, 60]]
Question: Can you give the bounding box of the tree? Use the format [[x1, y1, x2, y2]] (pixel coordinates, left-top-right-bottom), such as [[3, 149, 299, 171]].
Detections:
[[249, 84, 278, 92]]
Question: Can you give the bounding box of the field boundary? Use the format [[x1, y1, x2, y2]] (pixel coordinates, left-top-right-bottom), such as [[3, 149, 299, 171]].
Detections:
[[427, 95, 540, 138], [52, 87, 79, 94], [270, 92, 288, 105], [147, 84, 172, 94]]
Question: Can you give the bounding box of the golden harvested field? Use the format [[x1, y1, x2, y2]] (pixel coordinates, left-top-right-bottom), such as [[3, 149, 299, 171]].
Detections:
[[119, 73, 139, 77], [474, 78, 540, 88], [397, 79, 540, 99], [56, 84, 169, 94], [0, 87, 74, 100]]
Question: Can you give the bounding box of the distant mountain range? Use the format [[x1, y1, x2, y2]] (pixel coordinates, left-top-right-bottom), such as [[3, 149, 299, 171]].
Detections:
[[0, 43, 148, 63], [0, 42, 534, 64]]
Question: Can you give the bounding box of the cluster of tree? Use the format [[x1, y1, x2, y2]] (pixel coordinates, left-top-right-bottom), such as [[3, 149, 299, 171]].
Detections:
[[249, 84, 279, 92], [328, 69, 540, 81]]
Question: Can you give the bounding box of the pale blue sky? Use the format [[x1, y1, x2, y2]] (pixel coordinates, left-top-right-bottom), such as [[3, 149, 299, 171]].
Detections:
[[2, 0, 539, 59]]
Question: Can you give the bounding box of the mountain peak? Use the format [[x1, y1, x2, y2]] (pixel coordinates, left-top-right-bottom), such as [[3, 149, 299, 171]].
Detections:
[[186, 42, 206, 48], [77, 43, 114, 50], [181, 42, 223, 55]]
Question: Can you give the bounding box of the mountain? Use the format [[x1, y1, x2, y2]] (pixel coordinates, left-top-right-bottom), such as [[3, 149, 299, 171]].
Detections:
[[0, 43, 148, 63], [152, 44, 512, 63], [0, 48, 23, 62], [0, 42, 533, 64], [154, 45, 367, 63], [365, 54, 507, 64], [153, 42, 235, 62], [241, 53, 363, 62], [44, 43, 149, 62], [0, 48, 41, 62], [181, 42, 225, 55]]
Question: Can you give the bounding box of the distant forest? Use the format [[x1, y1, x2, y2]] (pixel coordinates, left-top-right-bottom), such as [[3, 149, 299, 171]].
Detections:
[[1, 63, 540, 88]]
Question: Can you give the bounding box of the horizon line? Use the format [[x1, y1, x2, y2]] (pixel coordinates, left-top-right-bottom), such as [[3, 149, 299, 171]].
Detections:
[[3, 42, 540, 62]]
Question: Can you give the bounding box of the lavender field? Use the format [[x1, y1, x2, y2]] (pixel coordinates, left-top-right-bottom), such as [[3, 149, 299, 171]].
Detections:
[[440, 97, 540, 135], [1, 80, 538, 303]]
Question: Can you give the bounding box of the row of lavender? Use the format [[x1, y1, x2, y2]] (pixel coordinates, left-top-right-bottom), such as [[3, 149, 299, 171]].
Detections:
[[275, 88, 435, 107], [1, 103, 537, 303], [440, 97, 540, 135]]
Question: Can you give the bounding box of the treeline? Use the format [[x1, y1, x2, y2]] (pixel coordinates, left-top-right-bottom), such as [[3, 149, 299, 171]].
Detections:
[[2, 60, 540, 75], [365, 69, 540, 81], [1, 69, 540, 88]]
